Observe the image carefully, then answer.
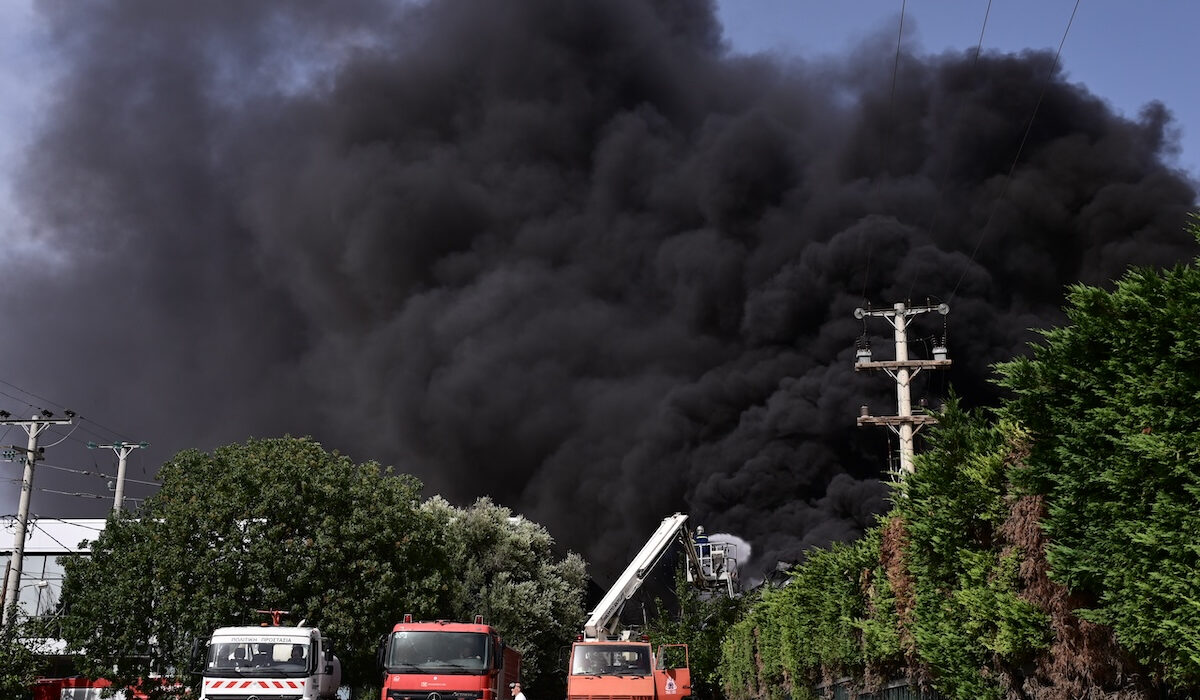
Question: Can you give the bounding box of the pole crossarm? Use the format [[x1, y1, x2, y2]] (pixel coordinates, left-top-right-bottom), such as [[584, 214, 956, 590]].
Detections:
[[854, 302, 948, 323], [855, 359, 952, 371], [856, 414, 940, 427]]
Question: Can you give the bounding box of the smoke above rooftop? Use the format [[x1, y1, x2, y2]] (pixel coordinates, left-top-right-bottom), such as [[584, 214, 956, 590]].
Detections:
[[2, 0, 1196, 577]]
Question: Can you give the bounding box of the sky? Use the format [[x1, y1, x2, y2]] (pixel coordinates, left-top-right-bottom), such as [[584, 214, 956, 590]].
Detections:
[[3, 2, 1198, 247], [0, 0, 1196, 580], [714, 0, 1200, 176]]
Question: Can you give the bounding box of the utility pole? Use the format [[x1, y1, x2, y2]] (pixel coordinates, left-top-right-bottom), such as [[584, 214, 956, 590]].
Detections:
[[88, 440, 150, 512], [853, 302, 951, 475], [1, 410, 74, 626]]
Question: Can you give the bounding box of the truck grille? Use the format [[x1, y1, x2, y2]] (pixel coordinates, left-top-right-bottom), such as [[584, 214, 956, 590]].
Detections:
[[568, 696, 652, 700], [203, 695, 302, 700]]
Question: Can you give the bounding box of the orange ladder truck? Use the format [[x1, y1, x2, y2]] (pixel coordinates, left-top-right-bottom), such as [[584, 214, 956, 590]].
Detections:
[[566, 513, 739, 700]]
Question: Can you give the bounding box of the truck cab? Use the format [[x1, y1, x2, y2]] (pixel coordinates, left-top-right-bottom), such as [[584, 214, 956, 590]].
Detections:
[[199, 624, 342, 699], [568, 640, 690, 700], [377, 615, 520, 700]]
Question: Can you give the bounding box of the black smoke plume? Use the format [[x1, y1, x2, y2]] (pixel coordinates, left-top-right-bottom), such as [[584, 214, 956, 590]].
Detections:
[[2, 0, 1195, 579]]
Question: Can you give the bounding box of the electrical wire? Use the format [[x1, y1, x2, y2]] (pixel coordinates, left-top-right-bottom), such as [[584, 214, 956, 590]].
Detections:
[[38, 462, 160, 487], [0, 380, 67, 415], [861, 0, 908, 306], [904, 0, 993, 301], [32, 516, 106, 532], [887, 0, 907, 146], [949, 0, 1082, 303], [0, 377, 143, 446], [75, 415, 142, 446], [38, 422, 82, 449], [38, 488, 104, 500], [25, 517, 85, 552]]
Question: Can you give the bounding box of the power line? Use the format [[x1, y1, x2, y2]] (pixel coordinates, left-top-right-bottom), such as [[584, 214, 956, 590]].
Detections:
[[0, 377, 141, 445], [950, 0, 1082, 302], [904, 0, 994, 301], [861, 0, 909, 304], [31, 516, 106, 533], [38, 462, 160, 488], [24, 518, 81, 553], [38, 422, 82, 450], [0, 380, 67, 415], [38, 488, 104, 500]]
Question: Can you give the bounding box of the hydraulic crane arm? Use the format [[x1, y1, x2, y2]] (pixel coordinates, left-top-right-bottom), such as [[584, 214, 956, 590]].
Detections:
[[582, 513, 690, 641]]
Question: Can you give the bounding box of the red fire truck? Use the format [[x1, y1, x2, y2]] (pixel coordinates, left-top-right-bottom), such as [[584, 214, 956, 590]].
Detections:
[[31, 676, 149, 700], [377, 615, 520, 700]]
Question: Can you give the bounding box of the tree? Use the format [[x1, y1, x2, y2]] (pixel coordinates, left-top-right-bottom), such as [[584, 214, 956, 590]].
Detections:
[[996, 224, 1200, 687], [719, 221, 1200, 698], [60, 436, 452, 697], [425, 496, 587, 696], [646, 566, 745, 700], [0, 607, 45, 699]]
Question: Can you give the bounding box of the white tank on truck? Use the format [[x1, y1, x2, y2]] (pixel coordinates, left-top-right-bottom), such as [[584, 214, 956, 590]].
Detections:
[[198, 610, 342, 700]]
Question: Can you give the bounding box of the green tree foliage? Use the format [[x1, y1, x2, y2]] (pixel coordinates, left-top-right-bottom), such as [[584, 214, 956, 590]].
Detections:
[[646, 567, 745, 700], [57, 437, 587, 698], [996, 243, 1200, 686], [719, 406, 1054, 700], [59, 436, 451, 697], [891, 408, 1049, 699], [0, 608, 45, 699], [720, 533, 888, 700], [424, 496, 587, 695], [720, 221, 1200, 698]]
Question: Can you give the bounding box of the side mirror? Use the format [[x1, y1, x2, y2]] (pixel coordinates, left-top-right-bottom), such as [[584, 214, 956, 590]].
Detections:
[[190, 638, 209, 675], [325, 664, 334, 675]]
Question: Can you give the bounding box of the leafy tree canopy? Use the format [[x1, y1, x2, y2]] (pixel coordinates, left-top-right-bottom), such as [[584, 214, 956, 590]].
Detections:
[[996, 223, 1200, 685], [719, 219, 1200, 698], [0, 609, 47, 700], [647, 566, 746, 700], [58, 436, 585, 698], [425, 496, 586, 695]]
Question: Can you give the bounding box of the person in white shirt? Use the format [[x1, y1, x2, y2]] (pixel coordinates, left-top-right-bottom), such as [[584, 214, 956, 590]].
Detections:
[[510, 681, 527, 700]]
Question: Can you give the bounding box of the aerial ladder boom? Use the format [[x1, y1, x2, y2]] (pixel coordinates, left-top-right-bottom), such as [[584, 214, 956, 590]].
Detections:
[[582, 513, 738, 641]]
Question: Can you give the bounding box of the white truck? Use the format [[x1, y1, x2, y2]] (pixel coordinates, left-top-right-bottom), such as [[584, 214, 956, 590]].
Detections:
[[198, 616, 342, 700]]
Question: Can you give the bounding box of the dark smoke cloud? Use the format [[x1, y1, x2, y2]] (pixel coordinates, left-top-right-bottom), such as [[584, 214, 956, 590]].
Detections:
[[2, 0, 1195, 579]]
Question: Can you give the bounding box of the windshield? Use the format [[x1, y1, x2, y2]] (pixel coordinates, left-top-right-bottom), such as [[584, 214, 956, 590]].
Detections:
[[386, 631, 490, 674], [571, 644, 652, 676], [205, 639, 313, 678]]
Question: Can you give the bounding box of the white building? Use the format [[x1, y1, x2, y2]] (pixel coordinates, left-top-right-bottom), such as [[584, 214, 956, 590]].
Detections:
[[1, 517, 105, 618]]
